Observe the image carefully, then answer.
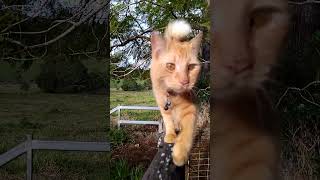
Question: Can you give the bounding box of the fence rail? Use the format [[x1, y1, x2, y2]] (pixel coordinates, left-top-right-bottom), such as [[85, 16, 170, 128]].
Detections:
[[0, 135, 110, 180], [110, 105, 160, 113], [110, 105, 163, 133]]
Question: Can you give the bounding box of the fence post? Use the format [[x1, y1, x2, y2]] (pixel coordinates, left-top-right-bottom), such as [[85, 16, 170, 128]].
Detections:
[[158, 119, 163, 133], [117, 105, 121, 129], [26, 135, 32, 180]]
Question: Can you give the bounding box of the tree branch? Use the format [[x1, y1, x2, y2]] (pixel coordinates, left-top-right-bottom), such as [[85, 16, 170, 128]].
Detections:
[[111, 30, 151, 50], [1, 0, 49, 33], [28, 1, 109, 49], [276, 81, 320, 108], [3, 1, 110, 50]]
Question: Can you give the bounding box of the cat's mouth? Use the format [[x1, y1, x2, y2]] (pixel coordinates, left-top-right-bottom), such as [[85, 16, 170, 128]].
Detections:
[[213, 73, 254, 99]]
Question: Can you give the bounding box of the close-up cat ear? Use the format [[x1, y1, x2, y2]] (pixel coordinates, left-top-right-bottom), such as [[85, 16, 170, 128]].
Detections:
[[151, 31, 165, 59], [190, 31, 203, 54]]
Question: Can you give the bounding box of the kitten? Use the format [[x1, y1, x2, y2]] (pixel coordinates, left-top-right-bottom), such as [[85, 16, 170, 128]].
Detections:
[[211, 0, 289, 180], [150, 19, 203, 166]]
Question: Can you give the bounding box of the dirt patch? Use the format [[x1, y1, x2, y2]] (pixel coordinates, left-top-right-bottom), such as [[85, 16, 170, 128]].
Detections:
[[111, 125, 158, 169]]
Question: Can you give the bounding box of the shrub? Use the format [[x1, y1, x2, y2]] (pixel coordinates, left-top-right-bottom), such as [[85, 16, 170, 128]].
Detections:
[[107, 128, 129, 146], [85, 72, 108, 91], [141, 78, 152, 90], [121, 79, 143, 91], [110, 79, 123, 90], [36, 55, 108, 93], [36, 55, 89, 93]]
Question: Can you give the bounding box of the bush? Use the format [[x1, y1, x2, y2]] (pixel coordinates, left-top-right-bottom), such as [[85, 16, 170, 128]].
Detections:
[[121, 79, 143, 91], [141, 78, 152, 90], [107, 128, 129, 146], [85, 72, 108, 91], [36, 55, 107, 93], [110, 79, 123, 90], [36, 55, 88, 93]]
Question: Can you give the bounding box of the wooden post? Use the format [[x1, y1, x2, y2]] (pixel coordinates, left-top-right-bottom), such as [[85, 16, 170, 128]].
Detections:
[[26, 135, 32, 180]]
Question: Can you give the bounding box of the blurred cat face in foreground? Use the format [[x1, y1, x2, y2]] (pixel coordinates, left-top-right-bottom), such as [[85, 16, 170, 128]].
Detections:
[[212, 0, 289, 98]]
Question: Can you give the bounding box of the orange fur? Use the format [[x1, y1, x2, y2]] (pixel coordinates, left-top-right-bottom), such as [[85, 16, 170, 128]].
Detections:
[[212, 91, 281, 180], [150, 20, 203, 166], [211, 0, 289, 179], [212, 0, 289, 98]]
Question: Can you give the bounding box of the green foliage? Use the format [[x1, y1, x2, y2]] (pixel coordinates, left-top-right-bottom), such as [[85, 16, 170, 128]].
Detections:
[[110, 0, 209, 78], [35, 55, 107, 93], [135, 0, 209, 31], [111, 159, 144, 180], [121, 79, 143, 91], [35, 55, 89, 93], [141, 78, 152, 90], [1, 2, 109, 84], [111, 79, 124, 90], [196, 67, 210, 101], [85, 72, 108, 91], [107, 129, 129, 146]]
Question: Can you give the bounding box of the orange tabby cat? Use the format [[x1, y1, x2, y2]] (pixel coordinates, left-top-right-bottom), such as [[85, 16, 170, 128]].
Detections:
[[211, 0, 289, 179], [150, 20, 203, 166]]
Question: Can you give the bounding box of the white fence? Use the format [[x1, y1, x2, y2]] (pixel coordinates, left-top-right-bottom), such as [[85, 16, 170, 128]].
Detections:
[[110, 105, 163, 133], [0, 135, 110, 180]]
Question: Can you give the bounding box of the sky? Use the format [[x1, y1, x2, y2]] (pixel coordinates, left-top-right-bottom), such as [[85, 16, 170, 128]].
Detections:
[[22, 0, 108, 24]]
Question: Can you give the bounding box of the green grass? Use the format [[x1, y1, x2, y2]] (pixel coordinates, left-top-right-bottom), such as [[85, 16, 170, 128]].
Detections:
[[110, 89, 156, 108], [0, 87, 159, 179], [110, 159, 144, 180], [0, 84, 110, 179], [110, 90, 161, 126]]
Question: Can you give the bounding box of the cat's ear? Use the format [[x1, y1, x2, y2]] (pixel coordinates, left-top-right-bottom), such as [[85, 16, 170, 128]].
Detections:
[[190, 31, 203, 54], [151, 31, 165, 59]]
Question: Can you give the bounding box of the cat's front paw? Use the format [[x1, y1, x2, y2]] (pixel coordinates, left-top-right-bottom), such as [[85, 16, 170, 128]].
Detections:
[[164, 133, 176, 143], [172, 143, 188, 166]]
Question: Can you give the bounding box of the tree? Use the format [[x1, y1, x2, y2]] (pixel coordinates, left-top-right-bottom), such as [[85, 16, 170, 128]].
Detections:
[[0, 0, 110, 90], [110, 0, 209, 78]]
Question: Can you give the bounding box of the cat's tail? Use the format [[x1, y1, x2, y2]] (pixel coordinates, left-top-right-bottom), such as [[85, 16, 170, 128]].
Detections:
[[165, 19, 192, 41]]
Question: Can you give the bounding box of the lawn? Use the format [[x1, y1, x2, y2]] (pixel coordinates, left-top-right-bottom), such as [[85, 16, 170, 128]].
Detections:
[[0, 84, 110, 179], [110, 89, 161, 127], [110, 89, 156, 108]]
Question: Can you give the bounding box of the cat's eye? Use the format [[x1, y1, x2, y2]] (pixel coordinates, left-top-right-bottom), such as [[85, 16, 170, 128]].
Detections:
[[250, 13, 269, 29], [188, 64, 198, 71], [166, 63, 175, 71], [250, 7, 276, 29]]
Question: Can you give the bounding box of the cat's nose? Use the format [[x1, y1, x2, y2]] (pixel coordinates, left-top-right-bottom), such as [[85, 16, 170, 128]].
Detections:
[[180, 79, 189, 86]]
